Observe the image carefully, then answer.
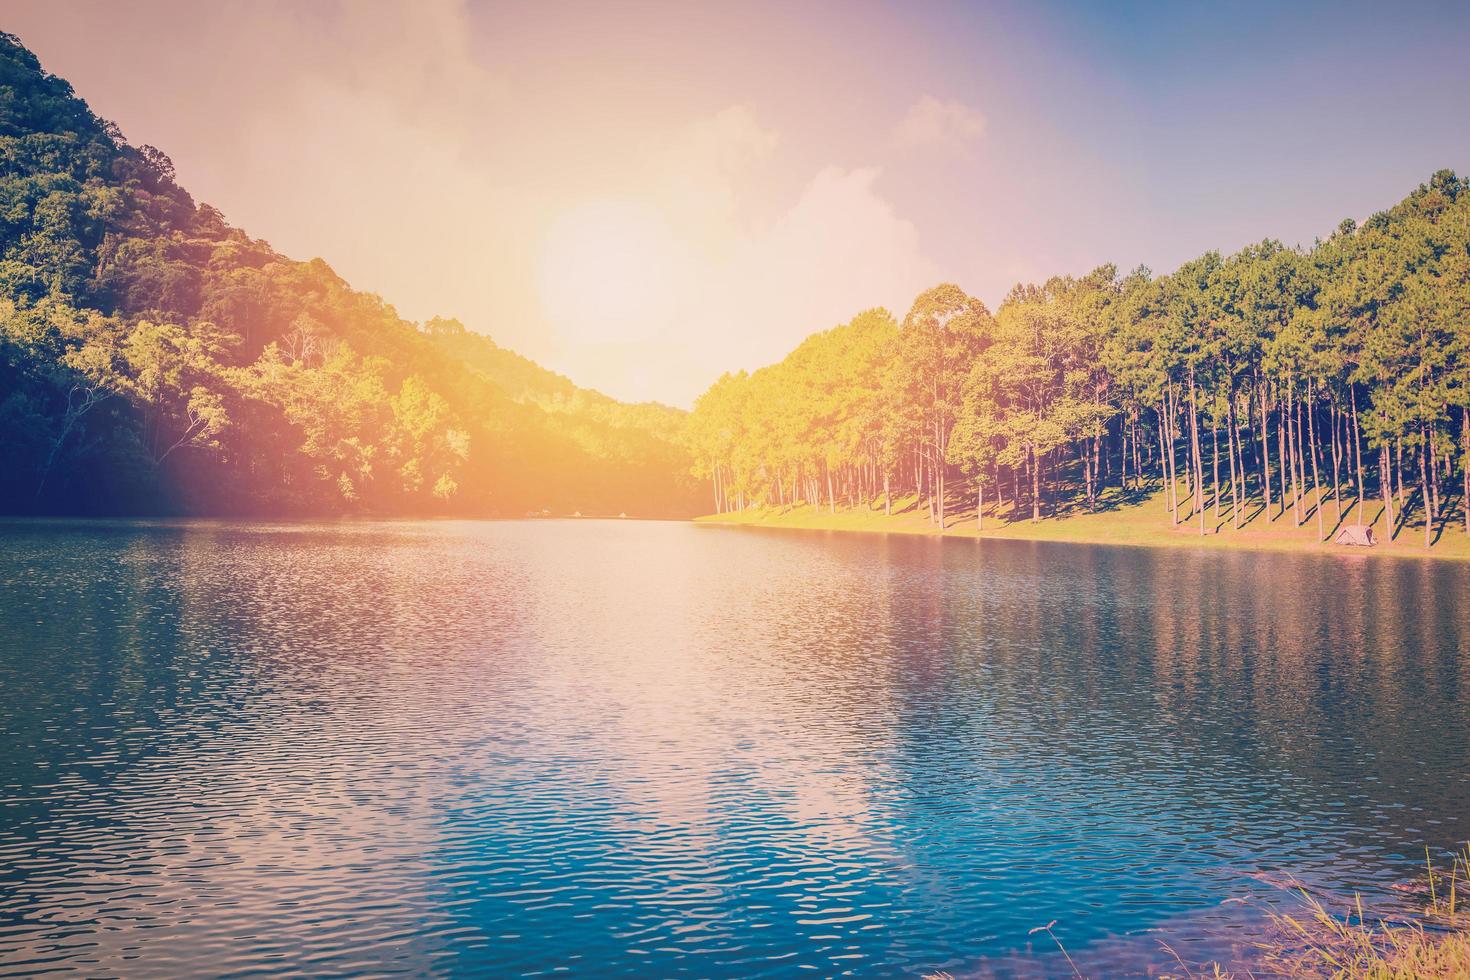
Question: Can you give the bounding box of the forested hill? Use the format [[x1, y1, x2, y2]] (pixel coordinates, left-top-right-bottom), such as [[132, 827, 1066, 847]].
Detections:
[[424, 317, 687, 442], [687, 174, 1470, 548], [0, 33, 704, 518]]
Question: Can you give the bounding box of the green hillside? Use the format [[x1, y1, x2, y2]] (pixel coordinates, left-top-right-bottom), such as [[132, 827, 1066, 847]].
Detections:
[[0, 32, 704, 518]]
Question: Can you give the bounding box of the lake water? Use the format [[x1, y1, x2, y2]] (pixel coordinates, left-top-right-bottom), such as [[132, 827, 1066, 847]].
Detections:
[[1, 518, 1467, 977]]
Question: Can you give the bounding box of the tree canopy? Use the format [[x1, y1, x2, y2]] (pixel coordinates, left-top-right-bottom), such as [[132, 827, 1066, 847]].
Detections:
[[5, 31, 1468, 545], [0, 33, 703, 517], [688, 173, 1470, 547]]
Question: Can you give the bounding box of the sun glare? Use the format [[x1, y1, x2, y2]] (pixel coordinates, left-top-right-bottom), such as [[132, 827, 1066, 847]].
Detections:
[[537, 200, 680, 345]]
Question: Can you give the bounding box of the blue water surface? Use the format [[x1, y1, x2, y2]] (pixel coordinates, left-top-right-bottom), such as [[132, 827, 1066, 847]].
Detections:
[[0, 518, 1467, 977]]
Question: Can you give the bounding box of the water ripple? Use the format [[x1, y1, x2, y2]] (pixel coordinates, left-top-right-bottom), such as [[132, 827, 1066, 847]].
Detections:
[[0, 519, 1468, 977]]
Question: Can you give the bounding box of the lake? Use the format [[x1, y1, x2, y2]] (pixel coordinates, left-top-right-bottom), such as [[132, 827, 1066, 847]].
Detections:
[[1, 518, 1467, 977]]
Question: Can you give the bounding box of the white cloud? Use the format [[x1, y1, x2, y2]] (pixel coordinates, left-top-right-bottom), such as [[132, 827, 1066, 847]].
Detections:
[[654, 105, 778, 182], [9, 4, 949, 406], [591, 160, 942, 405], [531, 108, 944, 404], [645, 105, 779, 243], [715, 166, 939, 361], [892, 95, 987, 152]]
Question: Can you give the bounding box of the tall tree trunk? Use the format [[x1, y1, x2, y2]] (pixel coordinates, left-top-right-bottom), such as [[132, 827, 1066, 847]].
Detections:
[[927, 446, 934, 520], [1134, 419, 1143, 489], [1277, 387, 1291, 521], [1381, 441, 1395, 539], [1188, 366, 1205, 535], [1227, 390, 1245, 521], [1083, 439, 1094, 512], [1131, 419, 1141, 490], [1121, 420, 1130, 491], [1295, 386, 1308, 524], [1420, 429, 1432, 548], [1429, 426, 1441, 522], [915, 452, 925, 519], [1256, 378, 1273, 516], [1211, 420, 1221, 525], [1227, 393, 1242, 530], [1350, 386, 1365, 513], [1329, 401, 1343, 525], [1306, 384, 1324, 540], [1160, 405, 1178, 523], [976, 478, 984, 533], [935, 420, 947, 529], [1462, 408, 1470, 536], [1172, 385, 1193, 507], [1166, 393, 1177, 506], [1093, 428, 1102, 508], [1284, 381, 1301, 525], [1239, 409, 1250, 522], [1395, 438, 1405, 511], [1030, 446, 1040, 522], [1171, 389, 1185, 520]]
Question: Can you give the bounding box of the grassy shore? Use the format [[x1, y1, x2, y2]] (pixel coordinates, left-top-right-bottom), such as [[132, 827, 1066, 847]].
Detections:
[[922, 851, 1470, 979], [696, 486, 1470, 561], [1204, 848, 1470, 979]]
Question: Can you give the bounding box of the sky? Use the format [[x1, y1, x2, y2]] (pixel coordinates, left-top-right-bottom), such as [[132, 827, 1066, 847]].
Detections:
[[8, 0, 1470, 406]]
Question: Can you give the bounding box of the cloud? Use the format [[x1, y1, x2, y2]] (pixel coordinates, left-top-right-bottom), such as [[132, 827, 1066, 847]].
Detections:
[[601, 156, 943, 405], [646, 105, 779, 241], [532, 107, 944, 404], [9, 4, 948, 406], [8, 2, 542, 315], [891, 95, 987, 152], [716, 166, 939, 358], [655, 105, 778, 182]]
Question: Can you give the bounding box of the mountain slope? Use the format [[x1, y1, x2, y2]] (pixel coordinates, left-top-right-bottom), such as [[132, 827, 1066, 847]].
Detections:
[[0, 32, 703, 517]]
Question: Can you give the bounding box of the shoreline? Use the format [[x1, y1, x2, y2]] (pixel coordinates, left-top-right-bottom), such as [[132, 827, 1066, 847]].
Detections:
[[695, 489, 1470, 562]]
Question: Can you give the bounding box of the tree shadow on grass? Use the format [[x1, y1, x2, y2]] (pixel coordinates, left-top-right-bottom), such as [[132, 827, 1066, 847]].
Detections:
[[1431, 490, 1462, 547]]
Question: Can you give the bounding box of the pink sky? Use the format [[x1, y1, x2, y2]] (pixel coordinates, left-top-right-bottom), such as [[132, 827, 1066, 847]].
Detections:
[[9, 1, 1469, 405]]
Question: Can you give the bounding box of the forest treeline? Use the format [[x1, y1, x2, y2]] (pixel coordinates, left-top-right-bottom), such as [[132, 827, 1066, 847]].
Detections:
[[7, 29, 1470, 540], [0, 33, 703, 517], [686, 173, 1470, 546]]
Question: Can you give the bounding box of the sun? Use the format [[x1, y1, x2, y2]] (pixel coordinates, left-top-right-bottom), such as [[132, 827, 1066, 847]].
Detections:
[[537, 200, 681, 346]]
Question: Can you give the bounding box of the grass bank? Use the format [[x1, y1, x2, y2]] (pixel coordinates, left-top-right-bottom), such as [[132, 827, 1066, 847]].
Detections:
[[696, 486, 1470, 561], [1196, 847, 1470, 979], [924, 849, 1470, 978]]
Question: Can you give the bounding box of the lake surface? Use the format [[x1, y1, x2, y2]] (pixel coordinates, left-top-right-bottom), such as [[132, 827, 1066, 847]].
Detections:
[[1, 518, 1467, 977]]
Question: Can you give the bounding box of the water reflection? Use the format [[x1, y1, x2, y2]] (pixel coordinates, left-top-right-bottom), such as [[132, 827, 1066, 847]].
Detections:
[[0, 519, 1467, 977]]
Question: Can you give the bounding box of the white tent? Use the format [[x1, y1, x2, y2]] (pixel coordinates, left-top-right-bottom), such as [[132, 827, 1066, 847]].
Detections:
[[1334, 524, 1376, 547]]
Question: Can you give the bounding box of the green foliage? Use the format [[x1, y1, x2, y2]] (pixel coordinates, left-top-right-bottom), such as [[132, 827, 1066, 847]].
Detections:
[[0, 33, 702, 517], [690, 173, 1470, 542], [5, 29, 1466, 535]]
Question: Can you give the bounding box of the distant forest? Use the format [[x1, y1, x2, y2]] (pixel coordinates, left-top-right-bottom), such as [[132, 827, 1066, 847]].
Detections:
[[5, 31, 1469, 543], [0, 33, 703, 517], [686, 174, 1470, 546]]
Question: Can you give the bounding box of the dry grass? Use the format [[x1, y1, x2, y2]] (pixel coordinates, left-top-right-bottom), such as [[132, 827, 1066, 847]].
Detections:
[[923, 848, 1470, 979], [698, 487, 1470, 562], [1168, 846, 1470, 980], [1261, 917, 1470, 979]]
